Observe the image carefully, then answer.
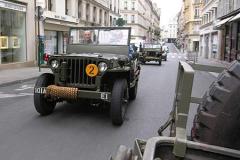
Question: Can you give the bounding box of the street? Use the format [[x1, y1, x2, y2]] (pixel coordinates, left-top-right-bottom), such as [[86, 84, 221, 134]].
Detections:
[[0, 43, 215, 160]]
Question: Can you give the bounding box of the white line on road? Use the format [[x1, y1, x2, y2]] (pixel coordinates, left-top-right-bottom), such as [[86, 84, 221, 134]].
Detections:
[[15, 85, 34, 91], [0, 93, 33, 99], [171, 56, 175, 58]]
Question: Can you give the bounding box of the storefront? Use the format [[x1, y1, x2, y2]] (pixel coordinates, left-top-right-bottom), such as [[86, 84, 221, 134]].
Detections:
[[43, 11, 78, 55], [216, 12, 240, 62], [0, 0, 35, 69], [0, 0, 26, 64]]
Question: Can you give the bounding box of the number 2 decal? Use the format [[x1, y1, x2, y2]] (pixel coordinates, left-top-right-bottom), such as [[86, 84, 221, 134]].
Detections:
[[86, 64, 99, 77]]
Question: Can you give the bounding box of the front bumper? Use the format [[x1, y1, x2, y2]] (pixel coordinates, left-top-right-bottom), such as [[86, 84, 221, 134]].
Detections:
[[141, 56, 161, 61], [34, 85, 111, 102]]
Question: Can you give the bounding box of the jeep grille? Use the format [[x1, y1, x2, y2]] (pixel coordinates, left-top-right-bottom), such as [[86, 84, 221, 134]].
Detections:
[[59, 58, 99, 89]]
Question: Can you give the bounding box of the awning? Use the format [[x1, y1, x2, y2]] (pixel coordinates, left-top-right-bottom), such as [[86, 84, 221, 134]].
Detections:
[[214, 16, 233, 28], [230, 12, 240, 22]]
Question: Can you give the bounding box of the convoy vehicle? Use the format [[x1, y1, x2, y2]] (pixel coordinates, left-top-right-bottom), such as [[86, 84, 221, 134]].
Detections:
[[162, 45, 169, 61], [111, 60, 240, 159], [34, 27, 141, 126], [140, 43, 163, 65]]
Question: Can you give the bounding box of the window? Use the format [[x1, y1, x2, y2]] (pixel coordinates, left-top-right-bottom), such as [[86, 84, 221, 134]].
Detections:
[[132, 2, 135, 10], [86, 3, 90, 21], [114, 0, 117, 12], [110, 16, 112, 26], [124, 1, 127, 10], [46, 0, 52, 11], [194, 7, 199, 19], [93, 6, 96, 22], [124, 14, 127, 23], [131, 15, 135, 23], [194, 0, 200, 3], [78, 0, 82, 19], [0, 7, 27, 64], [65, 0, 68, 15], [99, 9, 102, 24], [104, 11, 107, 26]]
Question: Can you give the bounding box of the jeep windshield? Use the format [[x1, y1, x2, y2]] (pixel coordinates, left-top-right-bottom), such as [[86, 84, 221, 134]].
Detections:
[[69, 28, 130, 46], [143, 44, 161, 49]]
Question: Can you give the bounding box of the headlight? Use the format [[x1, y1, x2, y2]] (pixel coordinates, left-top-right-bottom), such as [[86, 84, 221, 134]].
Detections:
[[50, 59, 59, 69], [98, 62, 108, 72]]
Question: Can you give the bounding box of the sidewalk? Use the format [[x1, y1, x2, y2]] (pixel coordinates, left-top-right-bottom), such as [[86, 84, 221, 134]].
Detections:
[[175, 46, 230, 77], [0, 67, 51, 87], [185, 53, 231, 77]]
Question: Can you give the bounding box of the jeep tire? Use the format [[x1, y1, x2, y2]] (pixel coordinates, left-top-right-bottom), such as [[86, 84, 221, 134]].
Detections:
[[191, 61, 240, 150], [34, 73, 56, 116], [129, 81, 138, 100], [110, 79, 128, 126]]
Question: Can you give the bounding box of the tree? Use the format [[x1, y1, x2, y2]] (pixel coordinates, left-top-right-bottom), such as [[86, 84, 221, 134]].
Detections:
[[116, 18, 126, 26]]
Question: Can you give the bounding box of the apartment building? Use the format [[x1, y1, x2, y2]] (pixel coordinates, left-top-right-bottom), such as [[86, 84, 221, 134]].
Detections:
[[215, 0, 240, 62], [176, 7, 185, 50], [0, 0, 36, 69], [119, 0, 161, 44], [109, 0, 120, 26], [182, 0, 202, 53], [199, 0, 220, 59], [39, 0, 110, 55], [164, 17, 178, 43]]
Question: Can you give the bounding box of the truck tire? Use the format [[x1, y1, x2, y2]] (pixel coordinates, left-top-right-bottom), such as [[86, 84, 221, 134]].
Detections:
[[191, 61, 240, 150], [34, 73, 56, 116], [129, 81, 138, 100], [110, 79, 128, 126]]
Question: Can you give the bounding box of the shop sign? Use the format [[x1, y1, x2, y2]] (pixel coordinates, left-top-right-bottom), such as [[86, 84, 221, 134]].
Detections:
[[0, 0, 26, 12], [44, 11, 79, 23]]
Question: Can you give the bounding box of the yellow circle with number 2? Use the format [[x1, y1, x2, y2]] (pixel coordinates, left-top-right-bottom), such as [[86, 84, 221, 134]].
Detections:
[[86, 64, 99, 77]]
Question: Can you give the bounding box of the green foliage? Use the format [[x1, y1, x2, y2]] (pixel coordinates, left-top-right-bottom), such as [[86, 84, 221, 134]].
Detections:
[[116, 18, 126, 26]]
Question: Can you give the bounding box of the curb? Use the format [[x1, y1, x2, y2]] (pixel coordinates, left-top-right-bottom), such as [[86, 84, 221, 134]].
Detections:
[[0, 77, 38, 87]]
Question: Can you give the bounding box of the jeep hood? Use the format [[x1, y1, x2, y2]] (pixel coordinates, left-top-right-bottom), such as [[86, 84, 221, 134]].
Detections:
[[52, 53, 129, 61]]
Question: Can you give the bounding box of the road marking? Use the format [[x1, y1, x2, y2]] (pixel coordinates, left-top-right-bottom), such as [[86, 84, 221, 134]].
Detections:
[[178, 56, 182, 59], [171, 56, 175, 58], [0, 92, 33, 99], [15, 85, 34, 91]]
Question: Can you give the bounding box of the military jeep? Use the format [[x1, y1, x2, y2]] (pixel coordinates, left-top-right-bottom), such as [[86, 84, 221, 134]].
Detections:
[[34, 27, 141, 126], [140, 43, 163, 65]]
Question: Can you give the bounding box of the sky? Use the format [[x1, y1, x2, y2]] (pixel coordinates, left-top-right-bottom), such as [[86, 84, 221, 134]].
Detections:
[[152, 0, 183, 27]]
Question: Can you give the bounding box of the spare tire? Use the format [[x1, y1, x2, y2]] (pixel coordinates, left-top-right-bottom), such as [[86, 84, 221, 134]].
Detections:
[[191, 60, 240, 150]]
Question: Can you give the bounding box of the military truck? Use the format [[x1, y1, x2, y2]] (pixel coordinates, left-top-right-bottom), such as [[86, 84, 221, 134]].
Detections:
[[34, 27, 141, 126], [140, 43, 163, 65], [111, 60, 240, 159]]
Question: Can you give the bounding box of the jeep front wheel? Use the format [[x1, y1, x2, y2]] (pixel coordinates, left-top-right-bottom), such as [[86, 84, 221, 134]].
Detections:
[[34, 73, 56, 116], [110, 79, 129, 126]]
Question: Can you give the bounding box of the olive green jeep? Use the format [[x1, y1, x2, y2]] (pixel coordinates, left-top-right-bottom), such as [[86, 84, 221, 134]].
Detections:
[[140, 43, 163, 65], [34, 27, 141, 125]]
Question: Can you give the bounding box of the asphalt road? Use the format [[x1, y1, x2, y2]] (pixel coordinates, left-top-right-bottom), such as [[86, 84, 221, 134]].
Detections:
[[0, 43, 215, 160]]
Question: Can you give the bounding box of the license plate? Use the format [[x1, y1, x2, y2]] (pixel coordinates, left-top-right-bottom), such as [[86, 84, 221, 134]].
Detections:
[[101, 93, 108, 100]]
